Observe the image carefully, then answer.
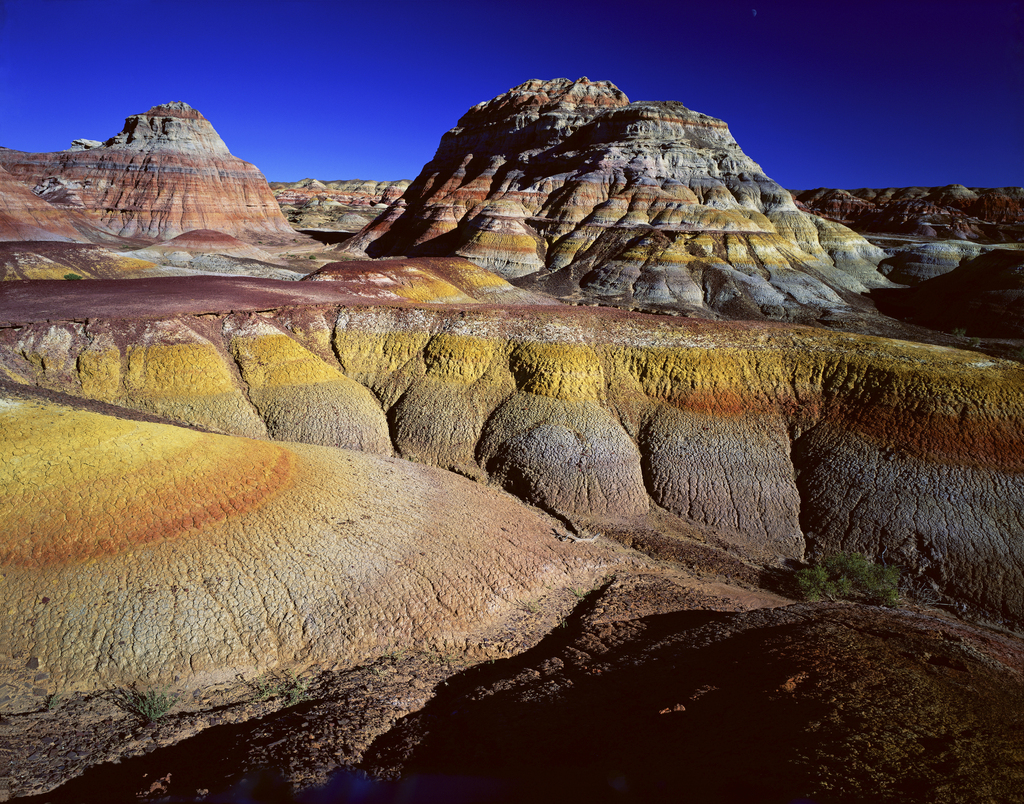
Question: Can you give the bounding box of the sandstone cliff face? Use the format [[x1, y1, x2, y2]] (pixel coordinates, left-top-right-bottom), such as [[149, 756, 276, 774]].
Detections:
[[3, 297, 1022, 629], [0, 102, 296, 244], [342, 78, 888, 322], [796, 185, 1024, 243]]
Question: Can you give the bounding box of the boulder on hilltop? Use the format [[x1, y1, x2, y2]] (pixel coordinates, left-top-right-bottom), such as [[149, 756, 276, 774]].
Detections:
[[341, 77, 890, 323]]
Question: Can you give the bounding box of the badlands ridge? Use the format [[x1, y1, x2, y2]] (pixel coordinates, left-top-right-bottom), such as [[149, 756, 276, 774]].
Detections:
[[1, 80, 1023, 802]]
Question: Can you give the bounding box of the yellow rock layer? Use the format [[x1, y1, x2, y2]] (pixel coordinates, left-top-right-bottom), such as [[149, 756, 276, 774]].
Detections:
[[0, 396, 295, 567]]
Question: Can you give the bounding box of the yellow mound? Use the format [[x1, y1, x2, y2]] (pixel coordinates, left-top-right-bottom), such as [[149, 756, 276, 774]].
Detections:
[[0, 396, 294, 566]]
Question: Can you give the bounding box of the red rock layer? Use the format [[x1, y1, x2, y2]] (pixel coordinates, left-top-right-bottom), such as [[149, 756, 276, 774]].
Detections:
[[0, 102, 296, 245], [0, 163, 91, 242]]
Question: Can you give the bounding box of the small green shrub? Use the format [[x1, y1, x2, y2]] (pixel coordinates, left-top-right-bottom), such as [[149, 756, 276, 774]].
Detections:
[[968, 336, 981, 348], [63, 273, 83, 280], [951, 327, 967, 337], [796, 552, 899, 607], [112, 686, 176, 722], [252, 670, 309, 705]]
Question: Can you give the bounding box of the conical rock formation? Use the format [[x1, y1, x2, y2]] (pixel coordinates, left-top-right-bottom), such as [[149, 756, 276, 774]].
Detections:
[[0, 103, 295, 244], [343, 78, 888, 321]]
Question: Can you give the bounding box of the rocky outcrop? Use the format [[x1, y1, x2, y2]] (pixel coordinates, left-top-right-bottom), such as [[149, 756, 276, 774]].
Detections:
[[272, 179, 412, 232], [341, 78, 889, 322], [2, 293, 1022, 628], [0, 102, 296, 244], [875, 239, 989, 284], [0, 384, 615, 693], [272, 178, 410, 209], [796, 185, 1024, 242]]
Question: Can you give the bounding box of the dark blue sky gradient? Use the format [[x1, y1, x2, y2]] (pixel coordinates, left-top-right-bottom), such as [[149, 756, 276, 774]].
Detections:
[[1, 0, 1021, 189]]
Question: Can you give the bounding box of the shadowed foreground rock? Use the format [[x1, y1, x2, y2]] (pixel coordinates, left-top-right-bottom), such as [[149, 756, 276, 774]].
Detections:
[[10, 583, 1023, 804], [365, 596, 1024, 804]]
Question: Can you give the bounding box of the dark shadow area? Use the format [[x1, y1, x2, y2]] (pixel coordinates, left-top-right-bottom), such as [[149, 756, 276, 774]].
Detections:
[[361, 601, 1024, 804], [11, 701, 319, 804], [297, 230, 355, 245], [363, 606, 831, 804]]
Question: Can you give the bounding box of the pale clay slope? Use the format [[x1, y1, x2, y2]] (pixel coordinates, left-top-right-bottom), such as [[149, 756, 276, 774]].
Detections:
[[0, 392, 617, 700]]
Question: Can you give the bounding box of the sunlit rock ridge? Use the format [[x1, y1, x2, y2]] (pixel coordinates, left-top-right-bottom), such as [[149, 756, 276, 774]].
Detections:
[[343, 78, 888, 322], [0, 102, 294, 243]]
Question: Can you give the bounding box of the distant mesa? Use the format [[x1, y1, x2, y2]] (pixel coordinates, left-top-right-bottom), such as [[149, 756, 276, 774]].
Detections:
[[0, 101, 295, 245], [340, 77, 890, 323], [272, 178, 411, 233]]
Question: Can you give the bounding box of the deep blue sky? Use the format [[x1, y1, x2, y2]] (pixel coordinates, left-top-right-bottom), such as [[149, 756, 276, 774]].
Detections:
[[1, 0, 1021, 189]]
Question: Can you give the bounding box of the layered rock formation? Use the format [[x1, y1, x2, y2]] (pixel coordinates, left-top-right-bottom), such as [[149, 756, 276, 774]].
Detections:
[[0, 382, 614, 693], [272, 178, 410, 209], [121, 229, 303, 280], [875, 239, 990, 285], [342, 78, 889, 322], [2, 293, 1022, 628], [0, 102, 296, 244], [0, 163, 91, 242], [272, 179, 412, 232], [796, 185, 1024, 242]]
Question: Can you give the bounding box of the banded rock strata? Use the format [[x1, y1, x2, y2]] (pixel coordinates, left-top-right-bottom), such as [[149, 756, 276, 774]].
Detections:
[[0, 102, 295, 244], [305, 256, 559, 306], [2, 297, 1022, 627], [342, 78, 889, 322], [0, 164, 91, 242]]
